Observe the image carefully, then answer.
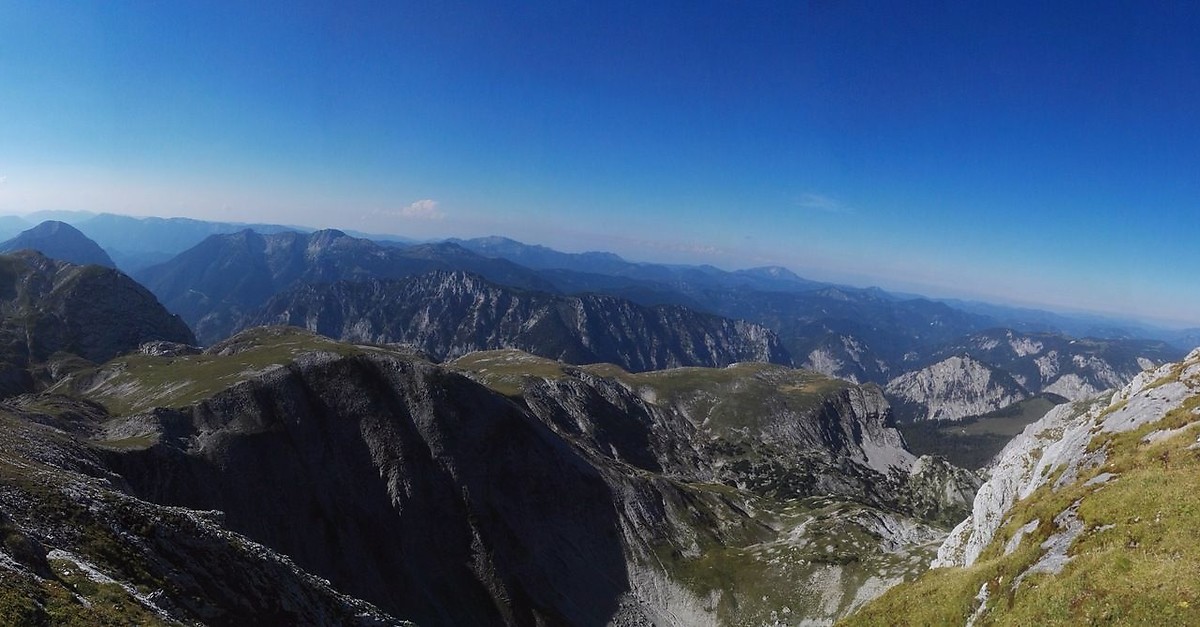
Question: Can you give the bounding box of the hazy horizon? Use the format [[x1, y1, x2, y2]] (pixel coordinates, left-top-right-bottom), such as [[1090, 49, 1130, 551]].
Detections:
[[2, 206, 1195, 332], [2, 2, 1198, 326]]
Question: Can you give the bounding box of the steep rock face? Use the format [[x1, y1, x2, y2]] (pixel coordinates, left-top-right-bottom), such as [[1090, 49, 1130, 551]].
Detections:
[[802, 334, 889, 384], [103, 352, 637, 626], [884, 355, 1028, 421], [0, 396, 404, 626], [0, 252, 194, 397], [939, 329, 1180, 401], [66, 329, 978, 626], [241, 271, 791, 371], [519, 363, 918, 500], [0, 220, 116, 268], [135, 230, 557, 344]]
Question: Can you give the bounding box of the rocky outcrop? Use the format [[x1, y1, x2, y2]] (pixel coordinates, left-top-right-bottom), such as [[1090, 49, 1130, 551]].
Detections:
[[872, 330, 1180, 423], [802, 334, 889, 384], [940, 329, 1180, 401], [240, 271, 791, 372], [933, 347, 1200, 568], [844, 347, 1200, 624], [0, 220, 116, 268], [884, 355, 1028, 421]]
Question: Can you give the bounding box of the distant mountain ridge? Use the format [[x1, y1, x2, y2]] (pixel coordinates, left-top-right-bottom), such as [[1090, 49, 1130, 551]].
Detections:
[[128, 225, 1183, 422], [453, 235, 826, 293], [240, 270, 791, 371], [135, 229, 557, 344], [882, 329, 1183, 422], [444, 235, 1184, 419], [0, 220, 116, 268]]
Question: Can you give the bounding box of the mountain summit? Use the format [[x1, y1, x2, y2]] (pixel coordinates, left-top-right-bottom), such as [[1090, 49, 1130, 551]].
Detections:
[[0, 220, 116, 268]]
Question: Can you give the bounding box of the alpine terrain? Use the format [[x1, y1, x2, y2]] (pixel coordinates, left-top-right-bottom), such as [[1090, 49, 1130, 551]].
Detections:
[[0, 303, 982, 625], [843, 347, 1200, 625], [240, 271, 790, 372]]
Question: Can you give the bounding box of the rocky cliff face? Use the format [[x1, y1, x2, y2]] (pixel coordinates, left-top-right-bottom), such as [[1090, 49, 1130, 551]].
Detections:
[[0, 220, 117, 269], [943, 329, 1179, 401], [844, 347, 1200, 625], [37, 327, 980, 626], [884, 355, 1028, 422], [933, 348, 1200, 568], [240, 271, 792, 372], [135, 229, 557, 344], [0, 251, 194, 397], [0, 394, 405, 626], [880, 330, 1180, 422]]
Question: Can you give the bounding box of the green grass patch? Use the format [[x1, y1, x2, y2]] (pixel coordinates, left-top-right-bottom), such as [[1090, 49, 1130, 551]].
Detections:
[[615, 363, 851, 437], [843, 388, 1200, 626], [94, 434, 159, 450], [53, 327, 407, 415], [448, 349, 571, 396]]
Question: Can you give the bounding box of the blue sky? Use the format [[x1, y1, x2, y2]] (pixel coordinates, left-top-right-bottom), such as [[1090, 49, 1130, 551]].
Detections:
[[1, 2, 1198, 325]]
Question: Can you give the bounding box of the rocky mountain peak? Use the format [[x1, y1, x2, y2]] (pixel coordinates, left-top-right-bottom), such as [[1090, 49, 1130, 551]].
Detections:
[[885, 354, 1028, 421]]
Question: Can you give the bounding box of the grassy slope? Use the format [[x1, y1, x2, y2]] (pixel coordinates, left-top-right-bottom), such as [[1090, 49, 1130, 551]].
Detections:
[[842, 368, 1200, 625], [52, 327, 412, 418], [451, 348, 850, 433]]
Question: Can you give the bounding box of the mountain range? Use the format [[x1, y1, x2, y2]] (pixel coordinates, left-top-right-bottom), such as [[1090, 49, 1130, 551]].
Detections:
[[132, 229, 556, 344], [241, 271, 789, 372], [0, 211, 1195, 624], [0, 215, 1185, 426]]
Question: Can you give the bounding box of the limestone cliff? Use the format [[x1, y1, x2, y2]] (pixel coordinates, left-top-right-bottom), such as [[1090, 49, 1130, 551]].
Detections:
[[240, 271, 791, 372], [884, 355, 1027, 422]]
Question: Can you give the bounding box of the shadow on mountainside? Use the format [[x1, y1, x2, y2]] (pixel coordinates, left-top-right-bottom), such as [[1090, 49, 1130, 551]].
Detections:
[[104, 354, 630, 626]]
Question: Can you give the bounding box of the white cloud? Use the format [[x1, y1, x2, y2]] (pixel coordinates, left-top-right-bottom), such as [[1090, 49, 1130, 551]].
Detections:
[[795, 192, 851, 213], [398, 198, 444, 220]]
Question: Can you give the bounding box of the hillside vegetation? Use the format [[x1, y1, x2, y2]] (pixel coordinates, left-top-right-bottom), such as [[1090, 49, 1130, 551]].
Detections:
[[843, 348, 1200, 625]]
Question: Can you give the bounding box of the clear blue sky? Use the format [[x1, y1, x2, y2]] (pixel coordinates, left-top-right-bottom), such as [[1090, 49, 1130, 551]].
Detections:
[[1, 1, 1198, 326]]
